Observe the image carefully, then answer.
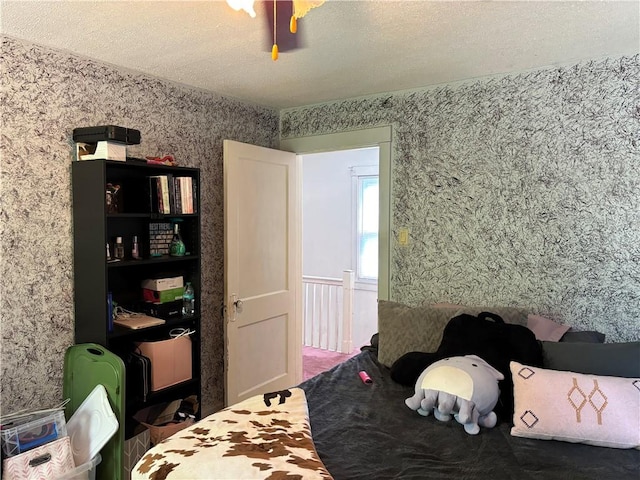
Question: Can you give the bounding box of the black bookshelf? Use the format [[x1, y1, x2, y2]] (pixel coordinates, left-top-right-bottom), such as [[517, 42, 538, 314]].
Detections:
[[72, 159, 202, 440]]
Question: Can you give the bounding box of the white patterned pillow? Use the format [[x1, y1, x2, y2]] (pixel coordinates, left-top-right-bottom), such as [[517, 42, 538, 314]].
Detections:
[[510, 361, 640, 449]]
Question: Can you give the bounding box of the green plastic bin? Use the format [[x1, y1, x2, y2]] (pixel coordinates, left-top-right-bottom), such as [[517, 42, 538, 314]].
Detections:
[[63, 343, 125, 480]]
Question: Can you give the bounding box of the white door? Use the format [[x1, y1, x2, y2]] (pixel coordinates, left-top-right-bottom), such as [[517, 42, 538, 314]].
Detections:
[[223, 140, 302, 406]]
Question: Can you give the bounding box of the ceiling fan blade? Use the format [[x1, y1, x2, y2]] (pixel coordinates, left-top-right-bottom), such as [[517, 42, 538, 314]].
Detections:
[[262, 0, 305, 52]]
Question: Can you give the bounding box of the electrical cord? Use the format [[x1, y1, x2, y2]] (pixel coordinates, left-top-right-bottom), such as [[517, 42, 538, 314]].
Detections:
[[169, 327, 196, 338], [114, 305, 144, 318], [114, 306, 195, 338]]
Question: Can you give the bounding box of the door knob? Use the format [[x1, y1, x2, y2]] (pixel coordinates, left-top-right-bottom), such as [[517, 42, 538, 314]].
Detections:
[[234, 298, 244, 313], [229, 294, 243, 322]]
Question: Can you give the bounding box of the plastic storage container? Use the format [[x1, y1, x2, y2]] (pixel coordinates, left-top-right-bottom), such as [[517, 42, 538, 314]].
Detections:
[[1, 410, 67, 458], [55, 453, 101, 480], [66, 384, 118, 468]]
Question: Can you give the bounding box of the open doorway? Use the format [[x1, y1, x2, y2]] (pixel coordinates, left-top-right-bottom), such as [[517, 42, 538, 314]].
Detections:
[[301, 147, 379, 379], [280, 125, 392, 383]]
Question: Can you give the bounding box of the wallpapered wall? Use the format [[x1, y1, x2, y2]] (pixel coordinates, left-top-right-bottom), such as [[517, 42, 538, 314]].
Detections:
[[1, 34, 638, 416], [282, 54, 640, 343], [0, 36, 279, 415]]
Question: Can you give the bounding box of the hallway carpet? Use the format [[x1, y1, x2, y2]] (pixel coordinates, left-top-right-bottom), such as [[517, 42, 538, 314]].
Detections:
[[303, 346, 359, 381]]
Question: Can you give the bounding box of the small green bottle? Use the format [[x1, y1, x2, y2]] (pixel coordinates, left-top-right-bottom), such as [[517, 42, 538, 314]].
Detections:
[[169, 223, 186, 257]]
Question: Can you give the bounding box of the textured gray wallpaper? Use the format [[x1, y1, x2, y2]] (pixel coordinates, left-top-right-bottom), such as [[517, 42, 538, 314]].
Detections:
[[0, 36, 278, 416], [1, 34, 638, 418], [282, 55, 640, 343]]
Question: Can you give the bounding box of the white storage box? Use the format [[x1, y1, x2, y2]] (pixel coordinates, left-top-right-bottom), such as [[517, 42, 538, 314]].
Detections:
[[75, 141, 126, 161], [141, 276, 183, 291]]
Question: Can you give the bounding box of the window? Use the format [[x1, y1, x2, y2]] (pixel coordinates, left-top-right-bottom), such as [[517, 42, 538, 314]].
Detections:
[[356, 174, 379, 281]]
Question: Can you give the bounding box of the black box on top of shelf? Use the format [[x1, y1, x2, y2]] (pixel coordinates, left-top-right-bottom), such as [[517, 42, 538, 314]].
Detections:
[[73, 125, 141, 145]]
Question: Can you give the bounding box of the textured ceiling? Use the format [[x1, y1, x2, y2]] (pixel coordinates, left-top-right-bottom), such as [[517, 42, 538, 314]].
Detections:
[[1, 1, 639, 109]]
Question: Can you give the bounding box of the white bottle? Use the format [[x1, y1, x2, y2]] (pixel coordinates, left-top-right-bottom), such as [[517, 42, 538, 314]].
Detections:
[[131, 235, 141, 260], [115, 237, 125, 259]]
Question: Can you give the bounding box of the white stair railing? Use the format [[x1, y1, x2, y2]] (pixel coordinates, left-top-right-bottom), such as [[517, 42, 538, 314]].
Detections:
[[303, 270, 354, 353]]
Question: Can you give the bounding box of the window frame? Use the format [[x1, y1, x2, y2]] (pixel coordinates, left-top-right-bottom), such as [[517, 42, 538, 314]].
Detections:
[[351, 165, 379, 285]]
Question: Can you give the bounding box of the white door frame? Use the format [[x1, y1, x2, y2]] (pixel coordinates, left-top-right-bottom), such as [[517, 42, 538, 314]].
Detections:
[[280, 126, 392, 301]]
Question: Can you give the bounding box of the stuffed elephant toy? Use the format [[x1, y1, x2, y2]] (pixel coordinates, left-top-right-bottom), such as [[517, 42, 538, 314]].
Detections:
[[405, 355, 504, 434]]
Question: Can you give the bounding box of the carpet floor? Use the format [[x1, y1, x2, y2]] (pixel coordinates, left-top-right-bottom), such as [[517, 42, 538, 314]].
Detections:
[[302, 346, 360, 381]]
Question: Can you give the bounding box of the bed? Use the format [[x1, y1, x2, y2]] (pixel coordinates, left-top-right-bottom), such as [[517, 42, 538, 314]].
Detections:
[[133, 302, 640, 479]]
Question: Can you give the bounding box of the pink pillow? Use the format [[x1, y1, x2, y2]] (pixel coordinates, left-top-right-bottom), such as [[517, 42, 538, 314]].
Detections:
[[510, 361, 640, 449], [527, 314, 570, 342]]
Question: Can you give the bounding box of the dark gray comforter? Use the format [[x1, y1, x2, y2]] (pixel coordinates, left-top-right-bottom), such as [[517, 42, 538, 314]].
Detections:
[[299, 350, 640, 480]]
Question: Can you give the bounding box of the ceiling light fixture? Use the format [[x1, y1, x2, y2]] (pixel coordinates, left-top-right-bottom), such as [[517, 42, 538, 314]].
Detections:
[[289, 0, 324, 33], [226, 0, 325, 61], [226, 0, 256, 18], [273, 0, 324, 61], [272, 0, 279, 60]]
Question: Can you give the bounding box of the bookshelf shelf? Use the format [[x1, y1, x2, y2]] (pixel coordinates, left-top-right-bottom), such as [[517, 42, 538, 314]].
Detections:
[[106, 254, 199, 269]]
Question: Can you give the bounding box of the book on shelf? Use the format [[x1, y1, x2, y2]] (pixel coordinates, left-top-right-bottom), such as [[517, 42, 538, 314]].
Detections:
[[179, 177, 188, 214], [160, 175, 171, 214], [173, 177, 182, 213], [148, 176, 163, 214], [147, 175, 196, 214], [177, 176, 194, 214], [176, 176, 194, 214], [148, 175, 171, 214], [192, 179, 197, 213]]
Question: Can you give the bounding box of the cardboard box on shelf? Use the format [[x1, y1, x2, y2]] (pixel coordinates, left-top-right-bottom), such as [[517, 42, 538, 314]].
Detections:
[[141, 276, 184, 291], [143, 287, 183, 304], [133, 402, 195, 447], [75, 141, 126, 161], [136, 336, 192, 391]]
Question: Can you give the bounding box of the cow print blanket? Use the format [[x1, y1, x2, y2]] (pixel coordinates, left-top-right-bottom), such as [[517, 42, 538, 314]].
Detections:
[[133, 387, 333, 480]]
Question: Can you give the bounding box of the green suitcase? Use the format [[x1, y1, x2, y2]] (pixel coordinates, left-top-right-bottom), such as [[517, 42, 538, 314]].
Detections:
[[63, 343, 125, 480]]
